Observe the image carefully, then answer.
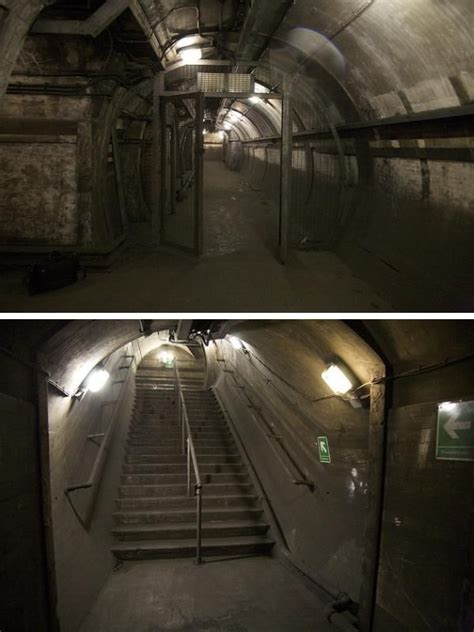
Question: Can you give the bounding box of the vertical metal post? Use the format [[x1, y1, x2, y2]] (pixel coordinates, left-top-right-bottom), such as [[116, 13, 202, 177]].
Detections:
[[186, 437, 191, 496], [111, 128, 128, 232], [358, 375, 387, 632], [194, 92, 205, 256], [279, 77, 292, 265], [170, 119, 178, 214], [181, 394, 186, 455], [152, 73, 164, 241], [160, 100, 168, 235], [195, 486, 202, 564]]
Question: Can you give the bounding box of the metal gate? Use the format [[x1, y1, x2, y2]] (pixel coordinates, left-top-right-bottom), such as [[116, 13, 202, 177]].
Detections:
[[160, 92, 204, 255]]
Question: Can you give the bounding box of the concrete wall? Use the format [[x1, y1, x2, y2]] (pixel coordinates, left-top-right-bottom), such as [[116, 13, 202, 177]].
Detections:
[[205, 320, 474, 632], [37, 323, 175, 631], [207, 321, 383, 600]]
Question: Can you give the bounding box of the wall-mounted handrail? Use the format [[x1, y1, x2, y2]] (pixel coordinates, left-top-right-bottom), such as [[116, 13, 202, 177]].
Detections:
[[219, 363, 314, 491], [174, 362, 203, 564], [64, 352, 137, 527]]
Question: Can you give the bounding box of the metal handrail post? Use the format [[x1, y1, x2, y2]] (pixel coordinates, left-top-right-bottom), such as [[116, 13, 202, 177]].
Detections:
[[186, 436, 191, 496], [196, 484, 202, 564]]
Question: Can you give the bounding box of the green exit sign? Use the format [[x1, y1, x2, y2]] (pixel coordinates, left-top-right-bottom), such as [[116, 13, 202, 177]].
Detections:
[[436, 400, 474, 462], [317, 436, 331, 463]]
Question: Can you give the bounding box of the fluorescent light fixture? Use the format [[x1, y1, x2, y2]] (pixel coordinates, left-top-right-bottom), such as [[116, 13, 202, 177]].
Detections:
[[85, 367, 110, 393], [228, 335, 243, 350], [255, 82, 270, 94], [223, 123, 231, 130], [181, 47, 202, 63], [158, 350, 175, 365], [249, 96, 261, 104], [321, 364, 353, 395]]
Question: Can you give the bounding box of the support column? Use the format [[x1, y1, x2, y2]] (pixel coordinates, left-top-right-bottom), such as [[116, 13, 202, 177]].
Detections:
[[111, 128, 128, 232], [194, 92, 205, 256], [152, 73, 164, 241], [358, 375, 387, 631], [279, 78, 292, 264]]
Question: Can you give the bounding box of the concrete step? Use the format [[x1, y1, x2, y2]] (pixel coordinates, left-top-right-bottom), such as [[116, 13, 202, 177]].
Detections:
[[127, 437, 234, 448], [116, 494, 260, 511], [125, 453, 242, 464], [126, 445, 238, 456], [129, 429, 230, 438], [111, 535, 275, 561], [122, 462, 245, 475], [121, 473, 250, 486], [113, 507, 264, 525], [112, 520, 269, 541], [119, 482, 254, 498]]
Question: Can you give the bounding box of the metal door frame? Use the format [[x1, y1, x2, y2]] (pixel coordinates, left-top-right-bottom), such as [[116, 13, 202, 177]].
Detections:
[[155, 89, 204, 256]]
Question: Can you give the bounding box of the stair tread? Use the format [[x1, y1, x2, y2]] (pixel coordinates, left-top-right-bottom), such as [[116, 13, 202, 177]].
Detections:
[[114, 507, 262, 518], [111, 534, 274, 551], [113, 519, 267, 533]]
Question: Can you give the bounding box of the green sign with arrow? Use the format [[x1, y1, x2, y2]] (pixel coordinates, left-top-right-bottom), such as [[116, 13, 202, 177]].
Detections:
[[317, 436, 331, 463], [436, 400, 474, 461]]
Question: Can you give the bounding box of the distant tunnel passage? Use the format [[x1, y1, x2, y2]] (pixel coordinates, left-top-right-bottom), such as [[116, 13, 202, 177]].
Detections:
[[203, 150, 279, 257]]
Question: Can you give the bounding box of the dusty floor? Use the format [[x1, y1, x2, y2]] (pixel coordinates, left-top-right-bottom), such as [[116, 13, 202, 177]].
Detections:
[[0, 159, 393, 312], [79, 556, 335, 632]]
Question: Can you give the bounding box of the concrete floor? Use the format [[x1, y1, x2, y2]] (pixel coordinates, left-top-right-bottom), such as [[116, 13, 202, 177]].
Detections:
[[79, 556, 335, 632], [0, 159, 394, 312]]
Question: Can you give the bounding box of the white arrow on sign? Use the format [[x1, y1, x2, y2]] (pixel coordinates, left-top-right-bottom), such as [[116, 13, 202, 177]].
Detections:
[[444, 416, 471, 439], [320, 442, 327, 453]]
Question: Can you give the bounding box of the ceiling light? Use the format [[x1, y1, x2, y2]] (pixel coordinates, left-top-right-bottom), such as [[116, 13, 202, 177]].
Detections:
[[321, 364, 353, 395], [84, 367, 110, 393], [223, 123, 231, 130], [228, 335, 243, 350], [249, 96, 261, 104], [158, 350, 175, 366], [181, 47, 202, 63], [254, 82, 270, 94]]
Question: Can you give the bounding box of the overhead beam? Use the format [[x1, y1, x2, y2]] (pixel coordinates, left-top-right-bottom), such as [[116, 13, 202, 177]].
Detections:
[[31, 0, 130, 37], [234, 0, 294, 61]]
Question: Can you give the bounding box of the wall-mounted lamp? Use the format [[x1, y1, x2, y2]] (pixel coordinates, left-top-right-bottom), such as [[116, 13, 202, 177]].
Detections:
[[180, 47, 202, 63], [321, 363, 362, 408], [321, 363, 353, 395], [227, 335, 243, 350], [75, 365, 110, 399]]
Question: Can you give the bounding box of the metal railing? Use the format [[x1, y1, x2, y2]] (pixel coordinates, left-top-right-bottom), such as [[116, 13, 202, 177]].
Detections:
[[174, 361, 203, 564], [64, 353, 136, 528]]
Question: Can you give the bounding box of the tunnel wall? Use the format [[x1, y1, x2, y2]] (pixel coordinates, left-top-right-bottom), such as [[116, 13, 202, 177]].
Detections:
[[208, 320, 474, 632], [37, 323, 173, 632], [0, 33, 131, 253], [208, 321, 382, 601], [365, 321, 474, 632]]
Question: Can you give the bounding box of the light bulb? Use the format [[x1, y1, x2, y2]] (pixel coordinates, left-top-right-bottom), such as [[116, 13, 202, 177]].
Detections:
[[85, 368, 110, 393], [321, 364, 353, 395], [181, 48, 202, 63]]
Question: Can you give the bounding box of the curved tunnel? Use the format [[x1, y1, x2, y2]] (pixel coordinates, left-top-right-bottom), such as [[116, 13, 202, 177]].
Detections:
[[0, 1, 472, 311], [0, 318, 473, 631]]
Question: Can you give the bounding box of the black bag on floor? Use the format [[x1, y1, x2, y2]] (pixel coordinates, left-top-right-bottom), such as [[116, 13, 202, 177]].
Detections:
[[27, 252, 84, 294]]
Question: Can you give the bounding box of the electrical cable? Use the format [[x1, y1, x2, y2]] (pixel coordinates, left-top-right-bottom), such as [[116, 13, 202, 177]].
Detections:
[[218, 339, 474, 404]]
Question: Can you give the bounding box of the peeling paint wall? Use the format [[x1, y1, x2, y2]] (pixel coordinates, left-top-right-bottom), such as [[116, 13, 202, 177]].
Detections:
[[0, 142, 78, 245]]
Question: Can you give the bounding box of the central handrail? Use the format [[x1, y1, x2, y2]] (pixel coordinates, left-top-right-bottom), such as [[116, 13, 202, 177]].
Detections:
[[174, 362, 203, 564]]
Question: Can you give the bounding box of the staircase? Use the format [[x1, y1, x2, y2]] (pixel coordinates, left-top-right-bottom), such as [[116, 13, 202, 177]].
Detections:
[[111, 363, 274, 561]]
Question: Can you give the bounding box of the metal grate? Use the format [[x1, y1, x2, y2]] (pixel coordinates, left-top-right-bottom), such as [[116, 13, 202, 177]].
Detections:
[[197, 72, 254, 93]]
